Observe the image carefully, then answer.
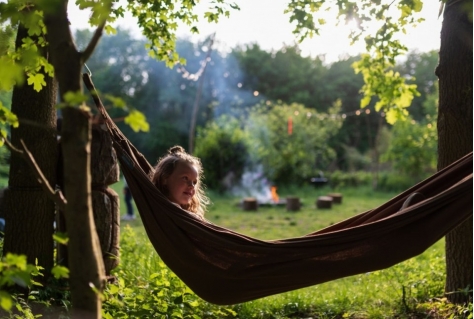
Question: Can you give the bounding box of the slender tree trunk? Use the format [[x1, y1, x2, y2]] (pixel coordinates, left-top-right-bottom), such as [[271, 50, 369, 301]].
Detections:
[[44, 1, 105, 316], [3, 23, 57, 279], [435, 0, 473, 304], [188, 34, 214, 154]]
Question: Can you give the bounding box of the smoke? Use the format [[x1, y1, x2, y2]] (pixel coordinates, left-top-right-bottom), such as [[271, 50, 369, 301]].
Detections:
[[229, 164, 273, 203]]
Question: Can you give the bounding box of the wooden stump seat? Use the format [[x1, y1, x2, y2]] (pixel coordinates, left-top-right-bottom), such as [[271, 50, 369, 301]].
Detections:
[[327, 193, 343, 204], [243, 197, 258, 211], [316, 196, 333, 209], [286, 196, 301, 212]]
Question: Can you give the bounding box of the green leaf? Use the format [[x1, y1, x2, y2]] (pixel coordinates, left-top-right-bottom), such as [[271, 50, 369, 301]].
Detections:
[[51, 265, 69, 279], [360, 95, 371, 108], [104, 25, 117, 35], [0, 291, 13, 311], [0, 57, 24, 90], [62, 91, 88, 106], [107, 284, 120, 295], [26, 72, 46, 92], [124, 110, 150, 133], [105, 94, 127, 109], [53, 232, 69, 245]]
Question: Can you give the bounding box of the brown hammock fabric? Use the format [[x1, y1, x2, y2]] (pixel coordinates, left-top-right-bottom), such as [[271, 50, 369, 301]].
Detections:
[[84, 74, 473, 305]]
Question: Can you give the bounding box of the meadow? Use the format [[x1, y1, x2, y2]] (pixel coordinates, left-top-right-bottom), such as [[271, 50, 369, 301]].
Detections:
[[104, 181, 471, 319]]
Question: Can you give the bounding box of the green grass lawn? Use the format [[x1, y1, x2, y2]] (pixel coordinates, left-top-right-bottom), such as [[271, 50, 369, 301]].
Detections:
[[106, 183, 465, 319]]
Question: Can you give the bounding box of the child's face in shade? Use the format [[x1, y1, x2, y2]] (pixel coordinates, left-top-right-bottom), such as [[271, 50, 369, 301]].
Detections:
[[164, 161, 198, 207]]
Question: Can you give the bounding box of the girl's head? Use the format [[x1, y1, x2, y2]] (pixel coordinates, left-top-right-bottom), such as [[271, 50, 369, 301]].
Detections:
[[151, 146, 209, 217]]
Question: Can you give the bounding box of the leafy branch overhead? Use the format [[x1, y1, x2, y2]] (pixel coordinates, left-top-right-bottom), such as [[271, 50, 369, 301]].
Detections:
[[0, 0, 238, 131], [1, 0, 429, 128], [285, 0, 425, 123]]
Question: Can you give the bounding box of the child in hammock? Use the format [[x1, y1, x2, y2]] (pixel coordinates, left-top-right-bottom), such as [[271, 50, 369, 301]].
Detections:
[[151, 145, 209, 219]]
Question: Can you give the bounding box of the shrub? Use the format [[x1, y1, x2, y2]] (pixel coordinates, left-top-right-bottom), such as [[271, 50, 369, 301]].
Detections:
[[246, 101, 342, 185], [377, 171, 425, 192], [0, 253, 43, 317], [327, 170, 373, 189], [195, 115, 250, 192]]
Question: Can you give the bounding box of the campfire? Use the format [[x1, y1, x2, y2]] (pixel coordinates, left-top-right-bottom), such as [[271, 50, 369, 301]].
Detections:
[[259, 186, 286, 207], [270, 186, 279, 203]]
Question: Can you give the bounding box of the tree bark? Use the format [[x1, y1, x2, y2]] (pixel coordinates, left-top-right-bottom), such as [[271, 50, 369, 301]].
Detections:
[[61, 108, 105, 318], [3, 23, 57, 278], [435, 0, 473, 304], [44, 1, 106, 316], [91, 125, 120, 275]]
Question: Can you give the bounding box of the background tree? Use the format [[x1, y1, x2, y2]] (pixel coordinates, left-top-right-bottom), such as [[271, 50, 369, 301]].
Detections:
[[284, 0, 472, 303], [2, 22, 58, 282], [395, 50, 439, 121], [1, 0, 236, 316], [435, 0, 472, 304]]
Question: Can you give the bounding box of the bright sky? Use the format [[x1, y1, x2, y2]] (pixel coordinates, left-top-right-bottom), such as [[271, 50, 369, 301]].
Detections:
[[68, 0, 443, 63]]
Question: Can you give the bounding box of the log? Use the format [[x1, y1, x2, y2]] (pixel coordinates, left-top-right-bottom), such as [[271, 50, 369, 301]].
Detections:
[[316, 196, 333, 209], [243, 197, 258, 211], [286, 196, 301, 212], [327, 193, 343, 204]]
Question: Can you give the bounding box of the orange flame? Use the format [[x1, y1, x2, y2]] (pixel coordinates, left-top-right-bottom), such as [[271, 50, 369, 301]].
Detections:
[[270, 186, 279, 203]]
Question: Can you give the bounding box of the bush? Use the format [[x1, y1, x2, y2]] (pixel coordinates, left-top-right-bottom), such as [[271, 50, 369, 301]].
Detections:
[[377, 171, 424, 192], [194, 115, 250, 192], [327, 170, 373, 189], [246, 101, 342, 185], [327, 170, 422, 192]]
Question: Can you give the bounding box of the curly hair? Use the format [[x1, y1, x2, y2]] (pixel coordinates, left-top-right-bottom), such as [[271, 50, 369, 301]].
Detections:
[[150, 146, 209, 218]]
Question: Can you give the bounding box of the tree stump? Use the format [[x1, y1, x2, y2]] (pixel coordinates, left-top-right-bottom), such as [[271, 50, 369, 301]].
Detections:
[[327, 193, 343, 204], [316, 196, 333, 209], [286, 196, 301, 212], [243, 197, 258, 211], [90, 125, 121, 275]]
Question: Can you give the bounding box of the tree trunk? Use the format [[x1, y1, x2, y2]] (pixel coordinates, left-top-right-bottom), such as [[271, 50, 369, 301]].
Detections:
[[61, 108, 105, 318], [91, 125, 120, 275], [3, 23, 57, 278], [44, 1, 106, 316], [436, 0, 473, 304]]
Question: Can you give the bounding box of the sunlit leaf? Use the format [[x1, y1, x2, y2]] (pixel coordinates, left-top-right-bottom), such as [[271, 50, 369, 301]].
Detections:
[[0, 291, 13, 311], [63, 91, 88, 106], [0, 57, 24, 90], [26, 72, 46, 92], [53, 232, 69, 245], [124, 110, 150, 132], [105, 94, 126, 109]]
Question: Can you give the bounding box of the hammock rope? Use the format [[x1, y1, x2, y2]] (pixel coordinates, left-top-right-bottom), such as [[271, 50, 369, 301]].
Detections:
[[83, 73, 473, 305]]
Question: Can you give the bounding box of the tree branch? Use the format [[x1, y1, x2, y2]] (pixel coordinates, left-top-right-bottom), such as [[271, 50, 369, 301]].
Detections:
[[1, 135, 67, 211], [20, 139, 67, 211], [81, 21, 105, 62]]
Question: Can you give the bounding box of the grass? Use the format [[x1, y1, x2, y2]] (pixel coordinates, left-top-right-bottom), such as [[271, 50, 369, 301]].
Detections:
[[1, 177, 468, 318], [107, 183, 470, 318]]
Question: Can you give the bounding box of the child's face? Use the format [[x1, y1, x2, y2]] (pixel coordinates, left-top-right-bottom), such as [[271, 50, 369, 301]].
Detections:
[[164, 161, 199, 207]]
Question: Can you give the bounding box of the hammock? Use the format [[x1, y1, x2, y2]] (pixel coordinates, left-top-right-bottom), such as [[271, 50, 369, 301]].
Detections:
[[84, 74, 473, 305]]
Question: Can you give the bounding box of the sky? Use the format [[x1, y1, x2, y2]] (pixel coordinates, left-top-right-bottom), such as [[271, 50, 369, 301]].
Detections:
[[68, 0, 443, 64]]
